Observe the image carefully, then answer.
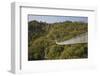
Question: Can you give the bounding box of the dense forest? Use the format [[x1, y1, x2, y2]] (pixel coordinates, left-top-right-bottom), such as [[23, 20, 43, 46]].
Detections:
[[28, 20, 88, 60]]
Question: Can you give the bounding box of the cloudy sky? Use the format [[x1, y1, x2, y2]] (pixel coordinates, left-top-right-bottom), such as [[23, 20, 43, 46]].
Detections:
[[28, 15, 88, 23]]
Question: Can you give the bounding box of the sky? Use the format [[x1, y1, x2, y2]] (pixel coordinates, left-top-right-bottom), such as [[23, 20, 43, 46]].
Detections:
[[28, 15, 88, 23]]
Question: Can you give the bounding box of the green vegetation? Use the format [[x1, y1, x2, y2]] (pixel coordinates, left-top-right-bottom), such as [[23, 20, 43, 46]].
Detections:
[[28, 20, 88, 60]]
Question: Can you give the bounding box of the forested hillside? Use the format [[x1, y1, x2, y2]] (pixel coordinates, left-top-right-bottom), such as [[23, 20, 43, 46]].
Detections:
[[28, 20, 88, 60]]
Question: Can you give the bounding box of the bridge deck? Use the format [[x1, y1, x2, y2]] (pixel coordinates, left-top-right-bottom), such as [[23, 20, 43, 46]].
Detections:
[[56, 32, 88, 45]]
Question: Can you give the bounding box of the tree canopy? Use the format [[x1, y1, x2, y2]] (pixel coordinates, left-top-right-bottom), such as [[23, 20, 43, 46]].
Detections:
[[28, 20, 88, 60]]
